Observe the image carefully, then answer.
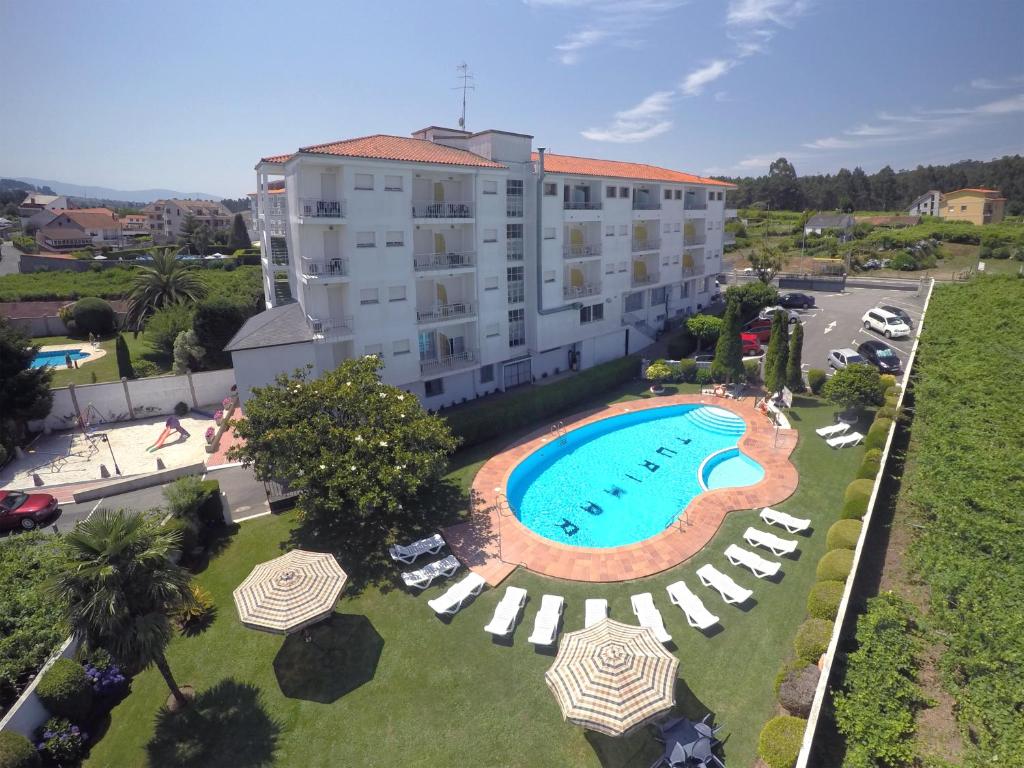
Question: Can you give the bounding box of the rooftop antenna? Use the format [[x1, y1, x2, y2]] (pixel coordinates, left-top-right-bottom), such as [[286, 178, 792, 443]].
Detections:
[[452, 62, 475, 130]]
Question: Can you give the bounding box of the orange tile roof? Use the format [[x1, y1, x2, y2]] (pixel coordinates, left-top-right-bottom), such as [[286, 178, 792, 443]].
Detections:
[[261, 152, 294, 164], [533, 151, 734, 187], [261, 134, 505, 169], [55, 209, 120, 229], [945, 188, 1001, 195]]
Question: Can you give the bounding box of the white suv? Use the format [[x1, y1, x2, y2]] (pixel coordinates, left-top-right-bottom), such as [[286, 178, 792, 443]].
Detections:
[[861, 307, 911, 339]]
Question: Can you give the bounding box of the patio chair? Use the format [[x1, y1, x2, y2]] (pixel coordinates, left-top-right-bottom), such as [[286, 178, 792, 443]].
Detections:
[[665, 581, 719, 630], [696, 564, 753, 605], [815, 422, 850, 438], [725, 544, 781, 579], [760, 507, 811, 534], [585, 598, 608, 628], [630, 592, 672, 644], [400, 554, 460, 591], [388, 533, 445, 564], [484, 586, 528, 636], [427, 572, 487, 616], [744, 526, 799, 556], [827, 431, 864, 449], [527, 594, 565, 646]]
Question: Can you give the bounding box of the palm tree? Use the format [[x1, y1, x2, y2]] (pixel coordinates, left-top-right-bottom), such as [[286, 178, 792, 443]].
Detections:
[[49, 509, 197, 708], [127, 247, 207, 327]]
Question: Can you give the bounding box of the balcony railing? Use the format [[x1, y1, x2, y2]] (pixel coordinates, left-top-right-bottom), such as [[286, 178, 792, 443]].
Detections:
[[308, 315, 354, 339], [685, 234, 707, 246], [411, 201, 474, 219], [632, 200, 661, 211], [413, 251, 476, 271], [415, 301, 475, 324], [631, 236, 661, 252], [267, 215, 287, 237], [563, 282, 602, 299], [506, 240, 524, 261], [563, 242, 602, 259], [563, 200, 602, 211], [298, 198, 345, 219], [631, 272, 659, 287], [302, 256, 349, 279], [684, 201, 707, 212], [420, 349, 477, 375], [506, 199, 524, 217]]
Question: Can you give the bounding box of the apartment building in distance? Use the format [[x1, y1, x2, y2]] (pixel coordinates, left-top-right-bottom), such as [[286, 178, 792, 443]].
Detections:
[[227, 126, 734, 409], [141, 198, 233, 242], [940, 188, 1006, 226], [907, 189, 942, 217]]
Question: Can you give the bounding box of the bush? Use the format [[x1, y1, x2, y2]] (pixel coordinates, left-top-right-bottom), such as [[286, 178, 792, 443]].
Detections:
[[35, 659, 94, 722], [845, 478, 874, 504], [778, 664, 821, 717], [70, 297, 116, 336], [757, 715, 806, 768], [676, 358, 697, 382], [807, 580, 846, 620], [865, 418, 892, 450], [132, 359, 159, 378], [173, 582, 216, 631], [878, 374, 897, 390], [35, 717, 87, 765], [193, 297, 249, 368], [794, 618, 834, 664], [857, 454, 881, 480], [695, 368, 714, 385], [163, 515, 199, 554], [644, 360, 674, 384], [822, 364, 885, 412], [875, 405, 897, 421], [817, 548, 854, 581], [174, 401, 189, 417], [827, 519, 863, 550], [666, 328, 696, 360], [145, 303, 194, 358], [114, 334, 134, 379], [807, 368, 827, 395], [841, 495, 869, 519], [196, 479, 224, 527], [0, 731, 40, 768], [743, 358, 761, 384]]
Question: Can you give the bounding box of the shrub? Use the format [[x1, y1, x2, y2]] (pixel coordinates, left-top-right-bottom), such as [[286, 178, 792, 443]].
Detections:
[[841, 495, 869, 519], [193, 298, 249, 368], [174, 401, 189, 417], [132, 359, 159, 378], [83, 660, 127, 699], [857, 454, 881, 480], [196, 479, 224, 527], [827, 519, 863, 550], [35, 717, 87, 765], [163, 515, 199, 554], [822, 364, 885, 412], [865, 418, 892, 450], [114, 334, 134, 379], [778, 664, 821, 717], [875, 405, 897, 421], [0, 731, 40, 768], [743, 358, 761, 384], [676, 358, 697, 382], [35, 659, 94, 722], [644, 360, 674, 384], [845, 478, 874, 504], [878, 374, 897, 390], [817, 548, 854, 581], [757, 715, 806, 768], [145, 302, 194, 358], [70, 297, 116, 336], [807, 580, 846, 620], [173, 582, 216, 630], [666, 328, 696, 360], [695, 368, 714, 385], [794, 618, 834, 664], [807, 368, 827, 394]]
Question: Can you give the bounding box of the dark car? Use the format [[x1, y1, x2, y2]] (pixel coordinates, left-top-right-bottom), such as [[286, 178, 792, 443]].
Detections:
[[857, 340, 902, 374], [0, 490, 58, 531], [879, 305, 913, 329], [779, 292, 816, 309]]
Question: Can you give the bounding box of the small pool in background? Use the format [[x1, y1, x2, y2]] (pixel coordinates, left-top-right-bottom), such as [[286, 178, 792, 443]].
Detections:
[[507, 405, 765, 548], [31, 349, 89, 369]]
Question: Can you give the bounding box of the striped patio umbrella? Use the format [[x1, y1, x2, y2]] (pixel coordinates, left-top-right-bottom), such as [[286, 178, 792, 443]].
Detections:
[[233, 550, 347, 634], [545, 619, 679, 737]]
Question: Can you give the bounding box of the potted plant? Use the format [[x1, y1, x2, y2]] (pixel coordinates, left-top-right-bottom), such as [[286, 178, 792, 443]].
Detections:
[[645, 360, 674, 394]]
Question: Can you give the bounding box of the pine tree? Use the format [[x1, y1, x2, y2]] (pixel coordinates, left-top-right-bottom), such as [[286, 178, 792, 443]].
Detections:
[[228, 213, 250, 252], [115, 334, 135, 379], [711, 298, 745, 383], [764, 312, 790, 393], [786, 322, 805, 392]]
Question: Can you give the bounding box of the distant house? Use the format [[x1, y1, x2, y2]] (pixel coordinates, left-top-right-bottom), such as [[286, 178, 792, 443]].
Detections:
[[36, 208, 122, 252], [142, 199, 233, 243], [804, 213, 855, 238], [907, 190, 942, 217], [17, 193, 70, 223], [940, 188, 1006, 226], [855, 215, 921, 228], [120, 213, 149, 237]]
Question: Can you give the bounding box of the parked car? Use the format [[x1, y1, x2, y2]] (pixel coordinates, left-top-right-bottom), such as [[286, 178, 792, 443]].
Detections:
[[827, 348, 866, 370], [879, 304, 913, 329], [778, 292, 816, 309], [741, 332, 764, 356], [862, 307, 912, 338], [758, 305, 801, 324], [862, 259, 881, 270], [857, 340, 902, 373], [0, 491, 58, 531], [742, 317, 773, 343]]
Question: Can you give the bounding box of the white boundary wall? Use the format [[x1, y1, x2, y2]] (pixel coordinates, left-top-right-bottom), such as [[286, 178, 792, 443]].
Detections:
[[0, 637, 79, 738], [795, 278, 935, 766]]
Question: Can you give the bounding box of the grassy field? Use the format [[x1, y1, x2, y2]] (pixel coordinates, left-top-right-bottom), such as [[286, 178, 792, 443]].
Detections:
[[34, 333, 171, 387], [83, 382, 866, 768]]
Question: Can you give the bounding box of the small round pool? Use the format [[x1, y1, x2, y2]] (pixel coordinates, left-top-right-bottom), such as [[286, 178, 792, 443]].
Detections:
[[31, 349, 89, 369], [506, 404, 765, 548]]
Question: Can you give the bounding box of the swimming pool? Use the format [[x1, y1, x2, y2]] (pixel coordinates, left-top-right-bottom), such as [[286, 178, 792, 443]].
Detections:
[[506, 404, 765, 548], [31, 349, 89, 369]]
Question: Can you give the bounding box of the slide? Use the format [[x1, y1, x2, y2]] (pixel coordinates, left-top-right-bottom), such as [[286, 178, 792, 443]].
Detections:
[[147, 427, 174, 453]]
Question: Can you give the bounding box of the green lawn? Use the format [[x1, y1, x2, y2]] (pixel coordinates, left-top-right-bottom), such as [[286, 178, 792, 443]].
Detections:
[[84, 387, 866, 768], [35, 333, 170, 387]]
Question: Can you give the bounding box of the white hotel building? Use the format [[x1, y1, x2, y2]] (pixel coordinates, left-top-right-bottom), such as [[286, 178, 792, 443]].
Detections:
[[226, 126, 734, 408]]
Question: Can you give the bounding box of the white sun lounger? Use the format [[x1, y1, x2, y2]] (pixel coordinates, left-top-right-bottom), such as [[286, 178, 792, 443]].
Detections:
[[665, 581, 719, 630], [630, 592, 673, 644], [389, 533, 445, 564], [585, 598, 608, 628], [427, 572, 487, 616], [725, 544, 781, 579], [484, 586, 528, 636], [744, 526, 799, 556], [815, 422, 850, 438], [760, 507, 811, 534], [401, 554, 460, 590], [697, 564, 753, 605], [528, 594, 565, 646], [827, 432, 864, 449]]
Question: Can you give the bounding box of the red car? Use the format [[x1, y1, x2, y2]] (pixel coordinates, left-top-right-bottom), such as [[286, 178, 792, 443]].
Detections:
[[742, 318, 774, 344], [0, 490, 58, 531], [741, 332, 764, 356]]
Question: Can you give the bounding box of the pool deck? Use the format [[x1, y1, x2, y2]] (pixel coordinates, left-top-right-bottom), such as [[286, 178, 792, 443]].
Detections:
[[443, 393, 799, 585]]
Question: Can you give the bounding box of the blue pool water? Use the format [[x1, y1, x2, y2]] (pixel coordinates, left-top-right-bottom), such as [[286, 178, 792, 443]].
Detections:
[[507, 405, 765, 548], [31, 349, 89, 369]]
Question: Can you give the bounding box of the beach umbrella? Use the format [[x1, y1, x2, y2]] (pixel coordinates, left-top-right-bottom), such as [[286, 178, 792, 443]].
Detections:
[[233, 550, 347, 634], [545, 619, 678, 737]]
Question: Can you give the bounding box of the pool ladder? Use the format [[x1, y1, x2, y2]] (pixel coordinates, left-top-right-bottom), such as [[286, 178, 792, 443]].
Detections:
[[550, 421, 567, 445], [493, 491, 516, 517]]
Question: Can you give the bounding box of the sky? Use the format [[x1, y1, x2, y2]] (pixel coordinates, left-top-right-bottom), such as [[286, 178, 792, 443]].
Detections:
[[2, 0, 1023, 197]]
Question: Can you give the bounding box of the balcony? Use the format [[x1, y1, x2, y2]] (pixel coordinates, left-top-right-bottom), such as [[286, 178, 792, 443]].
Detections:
[[506, 240, 524, 261], [298, 198, 345, 220], [684, 233, 707, 246], [563, 242, 602, 259], [301, 256, 349, 282], [411, 201, 474, 219], [631, 236, 661, 253], [308, 315, 354, 341], [631, 259, 659, 287], [563, 200, 602, 211], [563, 281, 602, 300], [415, 301, 476, 325], [413, 251, 476, 272], [420, 349, 478, 375], [632, 199, 661, 211], [683, 203, 707, 214], [267, 215, 287, 237]]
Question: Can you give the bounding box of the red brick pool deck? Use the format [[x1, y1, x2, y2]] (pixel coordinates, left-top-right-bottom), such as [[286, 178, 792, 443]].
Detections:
[[443, 394, 799, 585]]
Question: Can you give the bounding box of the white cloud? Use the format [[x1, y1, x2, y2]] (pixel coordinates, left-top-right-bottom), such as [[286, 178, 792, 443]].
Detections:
[[725, 0, 812, 58], [554, 28, 610, 64], [581, 91, 674, 142], [969, 74, 1024, 90], [681, 60, 735, 96]]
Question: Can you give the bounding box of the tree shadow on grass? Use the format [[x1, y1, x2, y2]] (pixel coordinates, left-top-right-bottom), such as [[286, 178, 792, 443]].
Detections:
[[146, 679, 281, 768], [272, 613, 383, 703]]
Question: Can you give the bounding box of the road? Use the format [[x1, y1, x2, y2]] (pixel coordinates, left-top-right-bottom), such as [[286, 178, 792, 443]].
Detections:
[[0, 240, 21, 275]]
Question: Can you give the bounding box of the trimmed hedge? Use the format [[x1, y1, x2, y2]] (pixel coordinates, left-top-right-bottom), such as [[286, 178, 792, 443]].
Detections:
[[865, 418, 893, 450], [757, 715, 807, 768], [817, 548, 854, 581], [794, 618, 834, 664], [807, 368, 827, 394], [857, 447, 882, 479], [0, 731, 40, 768], [841, 495, 869, 519], [70, 297, 116, 336], [778, 664, 821, 718], [844, 479, 873, 504], [826, 519, 863, 550], [35, 658, 93, 722], [807, 579, 846, 620], [875, 405, 897, 421], [878, 374, 897, 390]]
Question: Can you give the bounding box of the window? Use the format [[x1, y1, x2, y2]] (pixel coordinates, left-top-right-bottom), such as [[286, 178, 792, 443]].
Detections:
[[961, 205, 967, 211], [543, 269, 555, 283], [624, 292, 643, 312], [484, 275, 499, 291], [543, 226, 556, 240], [508, 308, 526, 347], [393, 339, 410, 355], [384, 175, 403, 191], [506, 179, 523, 197], [672, 254, 680, 264], [673, 222, 681, 232], [364, 343, 383, 356], [664, 189, 672, 200], [620, 187, 629, 198], [388, 285, 407, 302], [605, 225, 615, 237], [507, 223, 523, 241], [663, 223, 671, 234], [604, 262, 614, 274], [485, 322, 500, 337], [606, 186, 617, 198], [425, 378, 444, 397], [618, 225, 627, 236], [703, 276, 712, 292], [508, 266, 525, 302], [681, 281, 690, 298], [544, 182, 557, 196], [360, 288, 379, 305], [580, 302, 604, 324], [483, 228, 498, 243], [483, 180, 497, 195], [650, 286, 667, 304], [618, 261, 627, 273], [480, 364, 495, 383], [355, 173, 374, 191], [386, 230, 404, 247], [356, 231, 375, 248]]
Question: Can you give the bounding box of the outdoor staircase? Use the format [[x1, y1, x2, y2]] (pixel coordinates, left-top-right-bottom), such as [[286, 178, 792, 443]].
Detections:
[[684, 406, 746, 436]]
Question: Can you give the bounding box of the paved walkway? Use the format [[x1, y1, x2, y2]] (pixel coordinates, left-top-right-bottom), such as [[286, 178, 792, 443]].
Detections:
[[206, 408, 245, 467], [444, 393, 799, 586]]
